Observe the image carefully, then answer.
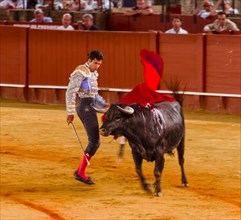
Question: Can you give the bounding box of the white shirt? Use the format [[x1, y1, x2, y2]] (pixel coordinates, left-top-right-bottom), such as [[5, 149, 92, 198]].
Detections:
[[198, 10, 212, 19], [84, 0, 98, 10], [217, 8, 240, 15], [57, 25, 74, 30], [0, 0, 27, 8], [165, 28, 188, 34]]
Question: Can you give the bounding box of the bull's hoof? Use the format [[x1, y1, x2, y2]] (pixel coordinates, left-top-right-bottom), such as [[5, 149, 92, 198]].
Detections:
[[154, 191, 163, 197], [182, 183, 189, 187], [143, 183, 152, 192]]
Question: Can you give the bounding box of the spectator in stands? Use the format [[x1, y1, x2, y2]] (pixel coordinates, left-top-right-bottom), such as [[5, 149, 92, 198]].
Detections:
[[165, 16, 188, 34], [0, 0, 27, 9], [30, 8, 53, 22], [100, 0, 114, 10], [112, 0, 122, 8], [203, 11, 239, 32], [64, 0, 85, 10], [57, 13, 74, 30], [125, 0, 154, 16], [213, 0, 240, 15], [84, 0, 98, 11], [193, 0, 218, 19], [122, 0, 136, 7], [35, 0, 63, 10], [78, 13, 99, 30], [27, 0, 37, 9]]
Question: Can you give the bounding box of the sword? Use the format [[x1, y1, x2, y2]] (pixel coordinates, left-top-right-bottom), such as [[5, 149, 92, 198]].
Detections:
[[70, 122, 90, 165]]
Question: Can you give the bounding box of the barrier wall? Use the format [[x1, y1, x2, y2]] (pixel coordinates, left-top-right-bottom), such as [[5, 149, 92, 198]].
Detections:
[[205, 34, 241, 113], [0, 25, 27, 100], [158, 33, 205, 109], [27, 29, 88, 103], [27, 29, 156, 103], [107, 13, 218, 33], [0, 25, 240, 113]]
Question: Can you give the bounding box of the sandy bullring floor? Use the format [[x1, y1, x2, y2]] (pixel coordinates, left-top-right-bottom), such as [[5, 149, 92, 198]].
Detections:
[[0, 100, 240, 220]]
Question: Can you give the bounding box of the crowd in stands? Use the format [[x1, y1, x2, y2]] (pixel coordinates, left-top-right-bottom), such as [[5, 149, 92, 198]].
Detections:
[[125, 0, 154, 16], [193, 0, 239, 19], [0, 0, 239, 13], [0, 0, 240, 33], [27, 7, 99, 30], [192, 0, 240, 32], [0, 0, 117, 10], [203, 10, 239, 32]]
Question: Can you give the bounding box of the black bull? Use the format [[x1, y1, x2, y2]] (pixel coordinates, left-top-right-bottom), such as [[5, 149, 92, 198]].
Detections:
[[99, 98, 189, 196]]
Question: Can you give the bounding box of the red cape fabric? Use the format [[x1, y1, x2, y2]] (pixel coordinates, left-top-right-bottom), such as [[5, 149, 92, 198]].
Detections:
[[118, 83, 175, 106], [118, 49, 176, 106], [141, 49, 163, 91]]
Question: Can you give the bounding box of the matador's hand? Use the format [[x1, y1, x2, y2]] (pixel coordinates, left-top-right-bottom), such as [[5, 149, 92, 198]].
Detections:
[[67, 115, 74, 125]]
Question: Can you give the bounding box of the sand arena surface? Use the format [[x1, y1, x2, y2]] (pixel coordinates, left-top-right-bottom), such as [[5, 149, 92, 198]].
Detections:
[[0, 100, 240, 220]]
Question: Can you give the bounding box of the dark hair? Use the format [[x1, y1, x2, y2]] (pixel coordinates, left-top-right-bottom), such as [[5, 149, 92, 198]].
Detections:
[[88, 50, 104, 61], [217, 11, 227, 16], [173, 16, 182, 21]]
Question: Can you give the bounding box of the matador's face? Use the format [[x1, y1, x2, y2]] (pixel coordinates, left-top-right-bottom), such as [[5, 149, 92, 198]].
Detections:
[[88, 58, 102, 72]]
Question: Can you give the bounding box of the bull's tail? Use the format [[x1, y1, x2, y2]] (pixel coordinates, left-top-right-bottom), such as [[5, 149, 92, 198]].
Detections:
[[165, 80, 185, 106]]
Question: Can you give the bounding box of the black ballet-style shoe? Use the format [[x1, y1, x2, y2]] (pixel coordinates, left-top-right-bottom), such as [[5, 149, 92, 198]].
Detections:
[[74, 171, 95, 185]]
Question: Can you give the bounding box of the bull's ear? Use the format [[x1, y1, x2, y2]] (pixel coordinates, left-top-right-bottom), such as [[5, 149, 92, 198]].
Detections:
[[117, 105, 134, 114]]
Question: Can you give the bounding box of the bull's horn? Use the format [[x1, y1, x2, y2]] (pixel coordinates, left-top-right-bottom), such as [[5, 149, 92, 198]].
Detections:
[[117, 105, 134, 114], [92, 106, 108, 113]]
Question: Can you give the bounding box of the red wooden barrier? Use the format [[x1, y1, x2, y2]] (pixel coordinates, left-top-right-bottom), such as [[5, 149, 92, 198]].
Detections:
[[158, 33, 205, 109], [107, 14, 217, 33], [107, 13, 130, 31], [0, 25, 27, 100], [204, 34, 241, 113], [0, 25, 240, 113], [27, 29, 88, 103], [27, 30, 156, 104]]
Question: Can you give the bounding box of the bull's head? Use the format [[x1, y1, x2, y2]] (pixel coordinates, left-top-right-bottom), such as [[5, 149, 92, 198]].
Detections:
[[98, 104, 134, 137]]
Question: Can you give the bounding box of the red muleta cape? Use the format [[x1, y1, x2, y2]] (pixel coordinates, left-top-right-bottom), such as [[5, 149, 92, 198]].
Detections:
[[118, 49, 175, 106]]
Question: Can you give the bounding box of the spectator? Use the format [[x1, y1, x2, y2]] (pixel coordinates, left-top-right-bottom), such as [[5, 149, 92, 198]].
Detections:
[[78, 13, 99, 30], [203, 11, 239, 32], [63, 0, 71, 10], [64, 0, 85, 10], [84, 0, 98, 11], [193, 0, 218, 19], [112, 0, 122, 8], [100, 0, 114, 10], [35, 0, 63, 10], [57, 13, 74, 30], [30, 8, 53, 22], [165, 16, 188, 34], [214, 0, 240, 15], [27, 0, 37, 9], [0, 0, 27, 9], [125, 0, 154, 16], [122, 0, 136, 7]]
